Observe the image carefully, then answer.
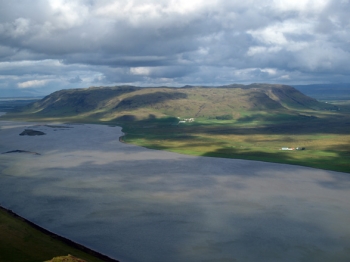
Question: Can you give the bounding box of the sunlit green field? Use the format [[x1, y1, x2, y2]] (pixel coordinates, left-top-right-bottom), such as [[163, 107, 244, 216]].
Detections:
[[120, 109, 350, 173]]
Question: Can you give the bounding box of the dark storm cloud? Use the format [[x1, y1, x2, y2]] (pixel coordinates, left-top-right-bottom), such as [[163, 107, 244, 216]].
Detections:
[[0, 0, 350, 95]]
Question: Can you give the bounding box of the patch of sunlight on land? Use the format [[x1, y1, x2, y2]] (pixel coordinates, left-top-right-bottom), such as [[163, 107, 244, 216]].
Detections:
[[126, 130, 350, 172]]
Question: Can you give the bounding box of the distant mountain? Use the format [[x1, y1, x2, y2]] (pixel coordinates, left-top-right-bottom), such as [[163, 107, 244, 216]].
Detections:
[[0, 98, 41, 112], [16, 84, 337, 121], [0, 88, 44, 98], [292, 83, 350, 100]]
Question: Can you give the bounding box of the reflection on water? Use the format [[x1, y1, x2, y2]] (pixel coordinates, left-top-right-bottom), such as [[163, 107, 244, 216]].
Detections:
[[0, 121, 350, 262]]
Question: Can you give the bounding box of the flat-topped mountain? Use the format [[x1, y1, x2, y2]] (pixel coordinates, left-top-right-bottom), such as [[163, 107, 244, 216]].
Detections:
[[19, 84, 336, 121]]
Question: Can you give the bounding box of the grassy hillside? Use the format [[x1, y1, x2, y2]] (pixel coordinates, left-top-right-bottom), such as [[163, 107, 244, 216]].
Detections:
[[0, 207, 117, 262], [3, 84, 349, 173], [13, 84, 337, 121]]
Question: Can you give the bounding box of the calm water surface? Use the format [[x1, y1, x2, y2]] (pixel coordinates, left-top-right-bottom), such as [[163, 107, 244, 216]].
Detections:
[[0, 121, 350, 262]]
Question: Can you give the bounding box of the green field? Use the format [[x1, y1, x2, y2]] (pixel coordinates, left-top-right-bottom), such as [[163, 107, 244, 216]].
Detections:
[[118, 109, 350, 173]]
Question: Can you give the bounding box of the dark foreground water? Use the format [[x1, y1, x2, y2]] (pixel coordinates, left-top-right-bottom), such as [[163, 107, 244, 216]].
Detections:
[[0, 121, 350, 262]]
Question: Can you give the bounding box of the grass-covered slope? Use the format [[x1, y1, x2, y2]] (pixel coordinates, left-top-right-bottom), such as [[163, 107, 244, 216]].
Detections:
[[0, 207, 117, 262], [15, 84, 336, 121]]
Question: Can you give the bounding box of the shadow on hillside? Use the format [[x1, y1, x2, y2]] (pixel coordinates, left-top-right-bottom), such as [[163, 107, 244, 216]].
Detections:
[[235, 112, 317, 124], [114, 106, 350, 135], [116, 114, 179, 125], [246, 91, 283, 110], [40, 87, 142, 113], [200, 147, 350, 173], [114, 91, 187, 111], [187, 116, 350, 135]]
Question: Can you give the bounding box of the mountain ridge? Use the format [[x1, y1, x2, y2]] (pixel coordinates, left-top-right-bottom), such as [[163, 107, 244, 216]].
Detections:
[[17, 83, 337, 121]]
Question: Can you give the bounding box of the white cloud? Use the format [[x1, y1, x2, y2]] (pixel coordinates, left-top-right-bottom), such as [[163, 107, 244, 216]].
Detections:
[[95, 0, 217, 18], [18, 79, 48, 88], [248, 20, 314, 46], [130, 67, 152, 76], [272, 0, 330, 13], [247, 46, 282, 56], [280, 75, 290, 80], [261, 68, 277, 75], [48, 0, 89, 29]]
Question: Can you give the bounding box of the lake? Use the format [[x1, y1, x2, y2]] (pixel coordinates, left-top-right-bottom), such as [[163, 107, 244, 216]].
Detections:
[[0, 120, 350, 262]]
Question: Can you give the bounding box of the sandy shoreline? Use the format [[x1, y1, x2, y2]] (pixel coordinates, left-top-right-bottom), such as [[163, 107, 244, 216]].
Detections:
[[1, 120, 350, 262]]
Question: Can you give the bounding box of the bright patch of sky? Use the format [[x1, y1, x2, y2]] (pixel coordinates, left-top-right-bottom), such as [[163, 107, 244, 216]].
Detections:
[[0, 0, 349, 96]]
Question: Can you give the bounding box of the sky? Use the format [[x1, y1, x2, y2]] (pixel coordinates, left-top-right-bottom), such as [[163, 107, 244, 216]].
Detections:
[[0, 0, 350, 96]]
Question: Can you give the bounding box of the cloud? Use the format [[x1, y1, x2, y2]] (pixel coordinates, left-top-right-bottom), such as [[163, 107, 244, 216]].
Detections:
[[272, 0, 330, 13], [69, 75, 82, 83], [18, 79, 48, 88], [130, 67, 152, 76], [0, 0, 350, 96]]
